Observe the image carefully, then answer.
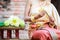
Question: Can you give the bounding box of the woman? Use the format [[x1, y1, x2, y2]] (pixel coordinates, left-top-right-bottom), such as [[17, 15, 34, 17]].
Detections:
[[25, 0, 60, 38], [25, 0, 60, 28]]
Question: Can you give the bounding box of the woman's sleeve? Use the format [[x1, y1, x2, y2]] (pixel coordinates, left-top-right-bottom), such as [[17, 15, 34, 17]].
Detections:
[[52, 4, 60, 26]]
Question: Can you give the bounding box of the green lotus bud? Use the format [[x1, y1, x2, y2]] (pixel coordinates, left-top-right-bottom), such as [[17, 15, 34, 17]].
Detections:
[[19, 19, 25, 28], [4, 20, 9, 26]]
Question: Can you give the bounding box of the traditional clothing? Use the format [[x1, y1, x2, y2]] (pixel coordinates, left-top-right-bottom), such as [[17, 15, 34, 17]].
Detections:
[[29, 0, 60, 28]]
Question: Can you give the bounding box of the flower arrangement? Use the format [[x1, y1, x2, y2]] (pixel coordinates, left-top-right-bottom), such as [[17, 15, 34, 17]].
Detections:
[[4, 15, 25, 28]]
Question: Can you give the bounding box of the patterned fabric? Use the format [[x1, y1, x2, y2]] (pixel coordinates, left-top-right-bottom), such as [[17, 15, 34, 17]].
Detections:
[[31, 27, 60, 40]]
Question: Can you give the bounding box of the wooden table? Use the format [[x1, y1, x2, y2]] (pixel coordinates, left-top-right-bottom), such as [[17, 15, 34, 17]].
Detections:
[[0, 27, 29, 40]]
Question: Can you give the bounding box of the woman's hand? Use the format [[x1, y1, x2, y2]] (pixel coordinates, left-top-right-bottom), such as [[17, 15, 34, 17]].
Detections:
[[34, 10, 46, 19], [49, 16, 56, 28], [24, 17, 31, 22], [49, 16, 54, 24]]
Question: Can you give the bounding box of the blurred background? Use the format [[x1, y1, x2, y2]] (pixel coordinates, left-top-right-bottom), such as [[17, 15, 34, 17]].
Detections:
[[51, 0, 60, 15]]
